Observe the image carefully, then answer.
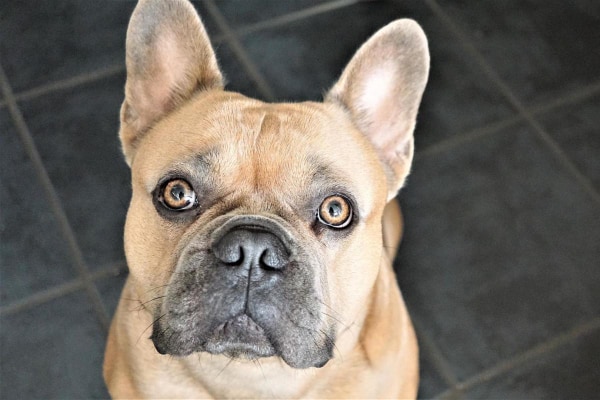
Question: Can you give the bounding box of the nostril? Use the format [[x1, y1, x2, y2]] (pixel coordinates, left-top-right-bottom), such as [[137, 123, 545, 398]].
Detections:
[[214, 238, 245, 265], [259, 247, 286, 271], [213, 227, 290, 270], [224, 246, 244, 266]]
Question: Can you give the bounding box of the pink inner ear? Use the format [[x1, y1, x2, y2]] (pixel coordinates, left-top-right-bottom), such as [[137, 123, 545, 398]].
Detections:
[[131, 32, 191, 132], [152, 33, 189, 111], [358, 64, 396, 117], [356, 63, 413, 162]]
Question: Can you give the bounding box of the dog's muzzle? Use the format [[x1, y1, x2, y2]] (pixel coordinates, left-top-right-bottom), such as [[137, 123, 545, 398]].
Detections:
[[151, 215, 334, 369]]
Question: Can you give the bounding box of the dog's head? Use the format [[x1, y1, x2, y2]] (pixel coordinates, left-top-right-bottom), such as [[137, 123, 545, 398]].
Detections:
[[119, 0, 428, 369]]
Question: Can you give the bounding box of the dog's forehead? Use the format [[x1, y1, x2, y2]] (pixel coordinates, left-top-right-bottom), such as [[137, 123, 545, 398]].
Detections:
[[134, 91, 386, 208]]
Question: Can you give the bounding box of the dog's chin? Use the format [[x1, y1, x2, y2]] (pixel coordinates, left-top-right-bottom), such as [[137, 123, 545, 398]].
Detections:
[[151, 314, 276, 360], [152, 312, 333, 369], [203, 314, 276, 359]]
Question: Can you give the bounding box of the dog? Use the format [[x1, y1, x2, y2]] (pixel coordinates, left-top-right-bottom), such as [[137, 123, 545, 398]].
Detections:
[[103, 0, 429, 397]]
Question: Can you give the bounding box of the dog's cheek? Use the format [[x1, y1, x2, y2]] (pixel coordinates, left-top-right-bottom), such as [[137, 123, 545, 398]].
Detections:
[[327, 221, 383, 329], [124, 193, 178, 290]]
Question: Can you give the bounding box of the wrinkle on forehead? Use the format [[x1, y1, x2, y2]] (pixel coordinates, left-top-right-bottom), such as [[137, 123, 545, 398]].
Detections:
[[134, 94, 384, 220], [233, 103, 380, 218]]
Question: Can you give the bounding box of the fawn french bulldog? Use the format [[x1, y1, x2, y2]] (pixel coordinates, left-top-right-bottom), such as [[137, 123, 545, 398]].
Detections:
[[103, 0, 429, 398]]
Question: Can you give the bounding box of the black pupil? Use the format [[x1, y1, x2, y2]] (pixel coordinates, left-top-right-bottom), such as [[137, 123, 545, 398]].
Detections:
[[171, 185, 186, 202], [328, 201, 342, 217]]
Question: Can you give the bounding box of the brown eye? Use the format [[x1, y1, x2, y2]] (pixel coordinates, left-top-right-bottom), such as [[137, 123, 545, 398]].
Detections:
[[318, 195, 352, 228], [161, 179, 197, 210]]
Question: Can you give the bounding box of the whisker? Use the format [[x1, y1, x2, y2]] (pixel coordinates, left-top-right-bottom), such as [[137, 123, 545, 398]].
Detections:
[[318, 328, 343, 361], [143, 283, 172, 294], [215, 356, 235, 378], [320, 310, 352, 331], [139, 295, 166, 308], [136, 313, 165, 345]]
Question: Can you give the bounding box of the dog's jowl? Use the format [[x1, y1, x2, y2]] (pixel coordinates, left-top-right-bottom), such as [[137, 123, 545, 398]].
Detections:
[[103, 0, 429, 398]]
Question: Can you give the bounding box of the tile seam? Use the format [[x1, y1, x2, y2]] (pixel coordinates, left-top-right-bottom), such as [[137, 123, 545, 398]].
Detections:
[[0, 261, 127, 317], [520, 110, 600, 204], [415, 78, 600, 160], [455, 317, 600, 392], [203, 0, 276, 101], [415, 115, 523, 160], [12, 64, 125, 104], [434, 387, 463, 400], [527, 80, 600, 115], [411, 316, 460, 388], [0, 280, 84, 317], [234, 0, 358, 37], [424, 0, 600, 205], [0, 64, 110, 330]]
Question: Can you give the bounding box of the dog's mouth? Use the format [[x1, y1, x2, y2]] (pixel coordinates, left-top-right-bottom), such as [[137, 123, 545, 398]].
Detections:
[[152, 312, 277, 360], [203, 313, 276, 359]]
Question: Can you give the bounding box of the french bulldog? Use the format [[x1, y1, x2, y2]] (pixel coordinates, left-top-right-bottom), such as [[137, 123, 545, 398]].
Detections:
[[103, 0, 429, 398]]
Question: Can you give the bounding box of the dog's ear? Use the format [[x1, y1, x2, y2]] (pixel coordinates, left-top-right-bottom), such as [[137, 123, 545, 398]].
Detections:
[[326, 19, 429, 200], [120, 0, 223, 165]]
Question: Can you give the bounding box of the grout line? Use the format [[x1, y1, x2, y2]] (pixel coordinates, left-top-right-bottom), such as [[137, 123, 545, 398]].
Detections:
[[424, 0, 600, 206], [411, 316, 460, 388], [0, 260, 128, 317], [456, 317, 600, 392], [0, 64, 111, 330], [527, 79, 600, 115], [434, 387, 463, 400], [521, 113, 600, 203], [203, 0, 276, 101], [234, 0, 358, 37], [12, 64, 124, 104], [416, 115, 522, 160], [414, 77, 600, 161], [0, 280, 85, 317], [428, 318, 600, 397]]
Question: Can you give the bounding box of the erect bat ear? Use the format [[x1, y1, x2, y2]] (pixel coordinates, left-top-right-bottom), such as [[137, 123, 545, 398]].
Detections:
[[326, 19, 430, 200], [119, 0, 223, 165]]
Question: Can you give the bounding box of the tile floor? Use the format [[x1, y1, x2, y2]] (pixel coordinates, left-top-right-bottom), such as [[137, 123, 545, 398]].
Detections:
[[1, 1, 599, 398]]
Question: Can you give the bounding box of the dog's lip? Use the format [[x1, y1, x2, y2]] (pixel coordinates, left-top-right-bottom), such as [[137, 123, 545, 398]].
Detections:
[[221, 314, 265, 336], [203, 314, 276, 359]]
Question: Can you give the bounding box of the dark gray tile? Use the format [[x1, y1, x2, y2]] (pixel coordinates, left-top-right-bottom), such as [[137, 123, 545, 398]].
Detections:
[[18, 74, 130, 269], [417, 343, 450, 399], [0, 291, 109, 398], [0, 110, 76, 305], [214, 0, 332, 29], [95, 269, 128, 318], [436, 0, 600, 106], [537, 95, 600, 190], [464, 328, 600, 399], [213, 42, 268, 100], [190, 1, 225, 39], [0, 0, 135, 93], [395, 124, 600, 380], [0, 1, 222, 95], [239, 0, 515, 148]]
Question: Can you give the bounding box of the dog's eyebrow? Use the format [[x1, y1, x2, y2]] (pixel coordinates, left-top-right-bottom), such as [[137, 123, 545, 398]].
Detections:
[[193, 149, 217, 169], [162, 147, 220, 185], [308, 157, 355, 195]]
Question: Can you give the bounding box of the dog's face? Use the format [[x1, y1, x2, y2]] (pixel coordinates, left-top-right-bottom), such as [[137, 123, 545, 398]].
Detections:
[[120, 0, 428, 369], [127, 94, 389, 368]]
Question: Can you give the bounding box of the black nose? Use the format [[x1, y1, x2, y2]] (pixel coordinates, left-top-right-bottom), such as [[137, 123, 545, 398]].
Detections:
[[212, 227, 289, 271]]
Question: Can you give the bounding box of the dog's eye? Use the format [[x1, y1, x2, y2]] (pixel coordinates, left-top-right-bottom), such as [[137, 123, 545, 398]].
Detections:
[[160, 179, 197, 211], [317, 195, 352, 228]]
